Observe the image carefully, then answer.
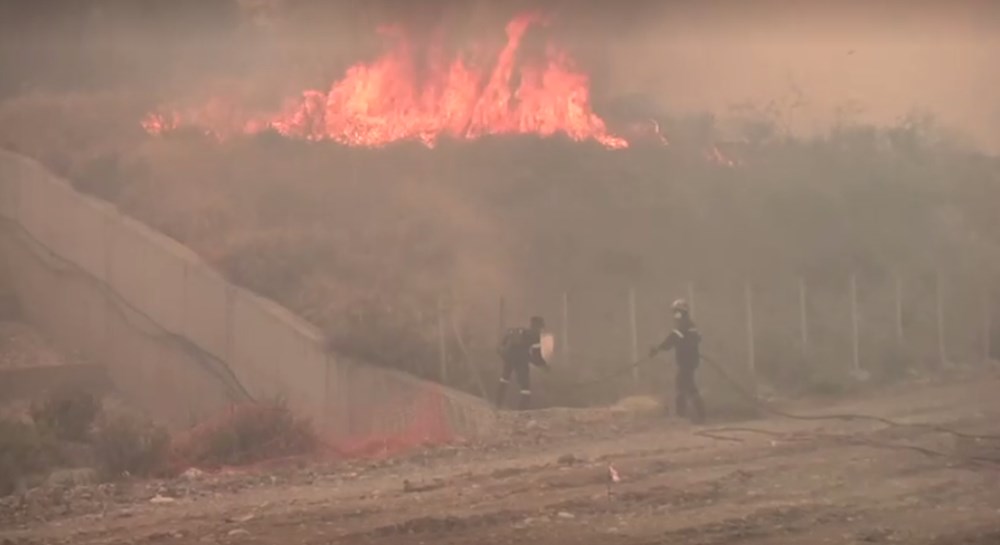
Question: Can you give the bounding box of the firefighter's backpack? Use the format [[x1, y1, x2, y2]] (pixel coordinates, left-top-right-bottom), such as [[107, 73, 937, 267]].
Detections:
[[498, 327, 527, 359]]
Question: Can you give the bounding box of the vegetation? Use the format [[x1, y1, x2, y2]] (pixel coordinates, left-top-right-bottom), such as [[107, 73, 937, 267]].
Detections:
[[91, 413, 171, 480], [169, 400, 320, 470], [0, 389, 319, 495], [30, 389, 101, 442], [0, 418, 59, 496], [3, 89, 999, 404], [1, 0, 998, 405]]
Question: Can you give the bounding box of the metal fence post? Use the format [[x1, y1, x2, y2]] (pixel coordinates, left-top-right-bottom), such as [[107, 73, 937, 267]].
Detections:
[[745, 282, 756, 387], [629, 287, 639, 383], [561, 291, 571, 366], [851, 274, 861, 374]]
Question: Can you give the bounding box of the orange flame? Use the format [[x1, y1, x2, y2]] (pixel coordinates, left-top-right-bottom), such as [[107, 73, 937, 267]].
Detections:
[[143, 14, 627, 149]]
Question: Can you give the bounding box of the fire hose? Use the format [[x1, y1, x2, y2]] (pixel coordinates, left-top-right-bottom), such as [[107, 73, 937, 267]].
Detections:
[[696, 353, 1000, 443], [552, 354, 655, 388], [555, 351, 1000, 444]]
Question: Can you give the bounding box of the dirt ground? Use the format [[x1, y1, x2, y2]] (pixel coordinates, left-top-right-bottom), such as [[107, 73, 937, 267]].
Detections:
[[3, 368, 1000, 545]]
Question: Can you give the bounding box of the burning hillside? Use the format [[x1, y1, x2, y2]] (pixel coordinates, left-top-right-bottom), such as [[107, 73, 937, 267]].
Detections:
[[142, 14, 628, 149]]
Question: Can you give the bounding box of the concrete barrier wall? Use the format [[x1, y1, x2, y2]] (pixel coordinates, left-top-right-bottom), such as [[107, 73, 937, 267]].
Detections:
[[0, 150, 495, 443], [0, 365, 114, 403]]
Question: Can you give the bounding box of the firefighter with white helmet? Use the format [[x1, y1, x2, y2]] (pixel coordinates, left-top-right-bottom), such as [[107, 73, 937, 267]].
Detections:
[[649, 298, 706, 423]]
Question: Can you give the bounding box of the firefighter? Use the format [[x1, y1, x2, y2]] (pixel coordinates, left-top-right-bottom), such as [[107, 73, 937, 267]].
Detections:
[[495, 316, 549, 410], [649, 299, 706, 423]]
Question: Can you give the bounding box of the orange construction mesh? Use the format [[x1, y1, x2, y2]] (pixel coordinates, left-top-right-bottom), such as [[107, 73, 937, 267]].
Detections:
[[163, 388, 458, 474], [330, 387, 455, 460]]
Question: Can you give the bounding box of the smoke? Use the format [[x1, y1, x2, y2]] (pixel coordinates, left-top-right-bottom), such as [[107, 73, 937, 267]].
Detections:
[[598, 1, 1000, 151]]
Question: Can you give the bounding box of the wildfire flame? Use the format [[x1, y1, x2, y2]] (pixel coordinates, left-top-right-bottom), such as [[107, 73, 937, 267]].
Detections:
[[143, 14, 628, 149]]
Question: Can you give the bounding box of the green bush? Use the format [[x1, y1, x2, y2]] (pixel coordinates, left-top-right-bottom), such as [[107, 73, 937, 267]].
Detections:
[[30, 389, 101, 443], [92, 414, 171, 480], [0, 419, 59, 496]]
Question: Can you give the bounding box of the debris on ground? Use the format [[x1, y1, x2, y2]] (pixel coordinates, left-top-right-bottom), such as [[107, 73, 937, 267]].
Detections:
[[402, 479, 445, 493], [149, 494, 175, 505]]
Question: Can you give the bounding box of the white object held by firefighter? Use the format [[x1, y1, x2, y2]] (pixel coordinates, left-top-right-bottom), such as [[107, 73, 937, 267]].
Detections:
[[540, 332, 555, 363]]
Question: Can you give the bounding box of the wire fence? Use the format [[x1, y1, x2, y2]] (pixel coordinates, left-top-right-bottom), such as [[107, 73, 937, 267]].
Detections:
[[436, 269, 998, 407]]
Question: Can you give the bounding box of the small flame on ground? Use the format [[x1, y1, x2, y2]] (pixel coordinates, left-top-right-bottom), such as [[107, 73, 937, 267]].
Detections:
[[143, 14, 627, 149]]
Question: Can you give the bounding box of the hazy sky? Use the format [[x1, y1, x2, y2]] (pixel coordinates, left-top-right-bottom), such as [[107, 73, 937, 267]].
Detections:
[[599, 1, 1000, 150]]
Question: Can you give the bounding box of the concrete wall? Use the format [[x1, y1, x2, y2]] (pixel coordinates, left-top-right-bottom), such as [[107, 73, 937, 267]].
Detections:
[[0, 365, 114, 403], [0, 150, 495, 444]]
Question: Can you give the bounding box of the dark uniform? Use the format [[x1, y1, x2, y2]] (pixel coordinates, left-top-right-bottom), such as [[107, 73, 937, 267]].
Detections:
[[650, 300, 705, 423], [495, 317, 548, 410]]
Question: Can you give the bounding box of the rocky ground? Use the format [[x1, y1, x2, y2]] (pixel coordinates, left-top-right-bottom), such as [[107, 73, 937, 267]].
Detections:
[[2, 366, 999, 545]]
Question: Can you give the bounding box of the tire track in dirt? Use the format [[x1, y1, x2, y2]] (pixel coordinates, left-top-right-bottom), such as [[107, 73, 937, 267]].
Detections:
[[6, 375, 1000, 545], [310, 422, 985, 545]]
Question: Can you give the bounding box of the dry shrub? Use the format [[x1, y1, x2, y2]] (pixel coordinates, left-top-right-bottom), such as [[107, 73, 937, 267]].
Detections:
[[4, 89, 993, 407], [0, 419, 59, 496], [169, 400, 319, 470], [30, 389, 101, 443], [92, 414, 171, 481], [0, 91, 146, 180]]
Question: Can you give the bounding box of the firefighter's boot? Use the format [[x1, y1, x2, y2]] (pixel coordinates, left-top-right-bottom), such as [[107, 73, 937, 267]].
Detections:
[[517, 390, 532, 411], [494, 380, 509, 409], [675, 393, 688, 418], [690, 394, 706, 424]]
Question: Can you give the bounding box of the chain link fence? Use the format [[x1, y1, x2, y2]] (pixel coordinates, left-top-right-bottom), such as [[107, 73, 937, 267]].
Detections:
[[436, 269, 997, 409]]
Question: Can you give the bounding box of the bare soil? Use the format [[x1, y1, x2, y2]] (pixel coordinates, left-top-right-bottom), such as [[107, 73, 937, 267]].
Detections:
[[3, 369, 1000, 545]]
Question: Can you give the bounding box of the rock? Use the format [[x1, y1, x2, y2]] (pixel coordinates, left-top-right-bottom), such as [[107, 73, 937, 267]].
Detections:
[[557, 454, 580, 466], [181, 468, 205, 480], [226, 513, 256, 524], [46, 468, 99, 488], [557, 511, 575, 520], [149, 495, 176, 505], [227, 528, 251, 537], [156, 486, 178, 499], [403, 479, 445, 493]]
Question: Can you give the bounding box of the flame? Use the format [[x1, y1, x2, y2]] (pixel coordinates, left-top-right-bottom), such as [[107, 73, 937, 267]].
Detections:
[[143, 14, 627, 149]]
